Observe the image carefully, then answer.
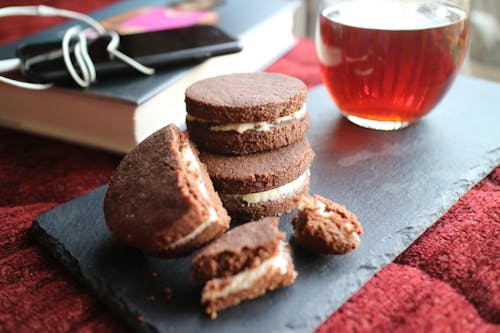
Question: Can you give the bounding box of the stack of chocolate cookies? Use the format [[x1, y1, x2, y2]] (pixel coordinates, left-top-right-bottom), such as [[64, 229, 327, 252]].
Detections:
[[185, 72, 314, 222], [102, 73, 363, 319]]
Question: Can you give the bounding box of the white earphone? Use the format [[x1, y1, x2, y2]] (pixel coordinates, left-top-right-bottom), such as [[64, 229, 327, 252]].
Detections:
[[0, 5, 155, 89]]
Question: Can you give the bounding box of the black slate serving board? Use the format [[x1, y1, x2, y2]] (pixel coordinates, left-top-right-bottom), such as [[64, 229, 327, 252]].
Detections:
[[32, 75, 500, 333]]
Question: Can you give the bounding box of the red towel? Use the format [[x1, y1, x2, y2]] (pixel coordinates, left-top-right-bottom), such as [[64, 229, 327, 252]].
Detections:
[[0, 1, 498, 331]]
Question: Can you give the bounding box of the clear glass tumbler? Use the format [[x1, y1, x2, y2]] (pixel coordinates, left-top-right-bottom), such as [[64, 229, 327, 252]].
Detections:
[[315, 0, 471, 130]]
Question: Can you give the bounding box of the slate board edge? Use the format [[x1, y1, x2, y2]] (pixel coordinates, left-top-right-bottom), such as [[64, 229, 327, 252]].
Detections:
[[385, 147, 500, 253], [31, 210, 158, 333], [30, 146, 500, 333], [306, 148, 500, 331], [30, 197, 367, 333]]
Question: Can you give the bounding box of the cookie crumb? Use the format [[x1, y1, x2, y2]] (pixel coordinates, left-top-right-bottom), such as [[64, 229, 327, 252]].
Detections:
[[163, 287, 172, 300], [209, 311, 217, 320], [137, 315, 144, 322], [292, 194, 363, 255]]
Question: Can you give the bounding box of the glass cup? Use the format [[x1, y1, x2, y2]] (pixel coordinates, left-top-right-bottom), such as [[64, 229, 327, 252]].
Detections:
[[315, 0, 471, 130]]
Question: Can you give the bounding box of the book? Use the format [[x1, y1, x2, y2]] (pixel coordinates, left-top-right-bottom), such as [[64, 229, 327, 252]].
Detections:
[[0, 0, 298, 153]]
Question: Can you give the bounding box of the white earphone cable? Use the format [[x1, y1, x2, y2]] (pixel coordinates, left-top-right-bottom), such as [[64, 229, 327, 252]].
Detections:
[[0, 5, 155, 89]]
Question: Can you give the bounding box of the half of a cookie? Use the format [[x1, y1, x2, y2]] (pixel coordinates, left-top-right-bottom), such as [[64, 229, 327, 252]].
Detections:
[[191, 217, 297, 319], [292, 194, 363, 255], [103, 124, 230, 257], [199, 137, 314, 222], [185, 72, 310, 155]]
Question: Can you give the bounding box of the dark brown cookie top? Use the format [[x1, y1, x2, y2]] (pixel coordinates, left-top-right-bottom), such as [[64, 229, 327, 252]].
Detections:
[[292, 194, 363, 255], [199, 137, 314, 194], [191, 217, 284, 282], [104, 124, 229, 256], [185, 72, 308, 123]]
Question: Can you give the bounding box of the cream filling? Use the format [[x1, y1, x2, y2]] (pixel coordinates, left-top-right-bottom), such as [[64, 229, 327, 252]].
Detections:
[[182, 145, 212, 200], [205, 242, 289, 300], [316, 201, 359, 241], [168, 207, 217, 248], [187, 104, 307, 134], [170, 146, 218, 248], [224, 169, 310, 204]]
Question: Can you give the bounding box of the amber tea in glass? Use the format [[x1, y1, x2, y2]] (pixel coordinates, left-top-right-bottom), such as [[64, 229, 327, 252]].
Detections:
[[316, 0, 470, 130]]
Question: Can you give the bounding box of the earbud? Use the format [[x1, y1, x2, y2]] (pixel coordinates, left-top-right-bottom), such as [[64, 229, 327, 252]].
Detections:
[[0, 5, 154, 89]]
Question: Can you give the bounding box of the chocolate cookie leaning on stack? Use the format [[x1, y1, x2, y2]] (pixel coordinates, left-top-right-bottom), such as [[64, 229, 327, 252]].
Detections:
[[185, 72, 314, 222]]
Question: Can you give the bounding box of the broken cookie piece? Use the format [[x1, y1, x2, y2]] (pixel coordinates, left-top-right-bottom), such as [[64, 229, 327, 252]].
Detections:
[[292, 194, 363, 255], [191, 217, 297, 319]]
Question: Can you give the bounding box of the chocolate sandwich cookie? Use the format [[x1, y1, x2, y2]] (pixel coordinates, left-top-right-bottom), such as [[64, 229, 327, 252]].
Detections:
[[191, 217, 297, 319], [292, 194, 363, 255], [199, 137, 314, 222], [185, 72, 309, 155], [104, 124, 230, 257]]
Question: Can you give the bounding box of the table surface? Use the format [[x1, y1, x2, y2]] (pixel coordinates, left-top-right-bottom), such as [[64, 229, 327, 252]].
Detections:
[[1, 1, 499, 332]]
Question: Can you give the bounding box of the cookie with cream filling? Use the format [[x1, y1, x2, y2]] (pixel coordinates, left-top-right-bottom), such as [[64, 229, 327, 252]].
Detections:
[[104, 124, 230, 257], [185, 72, 309, 155], [199, 137, 314, 222], [191, 217, 297, 319]]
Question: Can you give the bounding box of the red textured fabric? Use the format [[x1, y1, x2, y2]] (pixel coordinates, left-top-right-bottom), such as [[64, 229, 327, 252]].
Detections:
[[0, 1, 118, 46], [318, 264, 499, 333], [0, 1, 499, 332], [395, 168, 500, 324]]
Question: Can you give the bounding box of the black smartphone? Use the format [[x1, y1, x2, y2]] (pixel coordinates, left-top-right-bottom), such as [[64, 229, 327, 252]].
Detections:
[[16, 25, 242, 84]]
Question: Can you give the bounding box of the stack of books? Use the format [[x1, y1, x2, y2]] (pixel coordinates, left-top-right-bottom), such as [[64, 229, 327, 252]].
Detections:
[[0, 0, 298, 153]]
